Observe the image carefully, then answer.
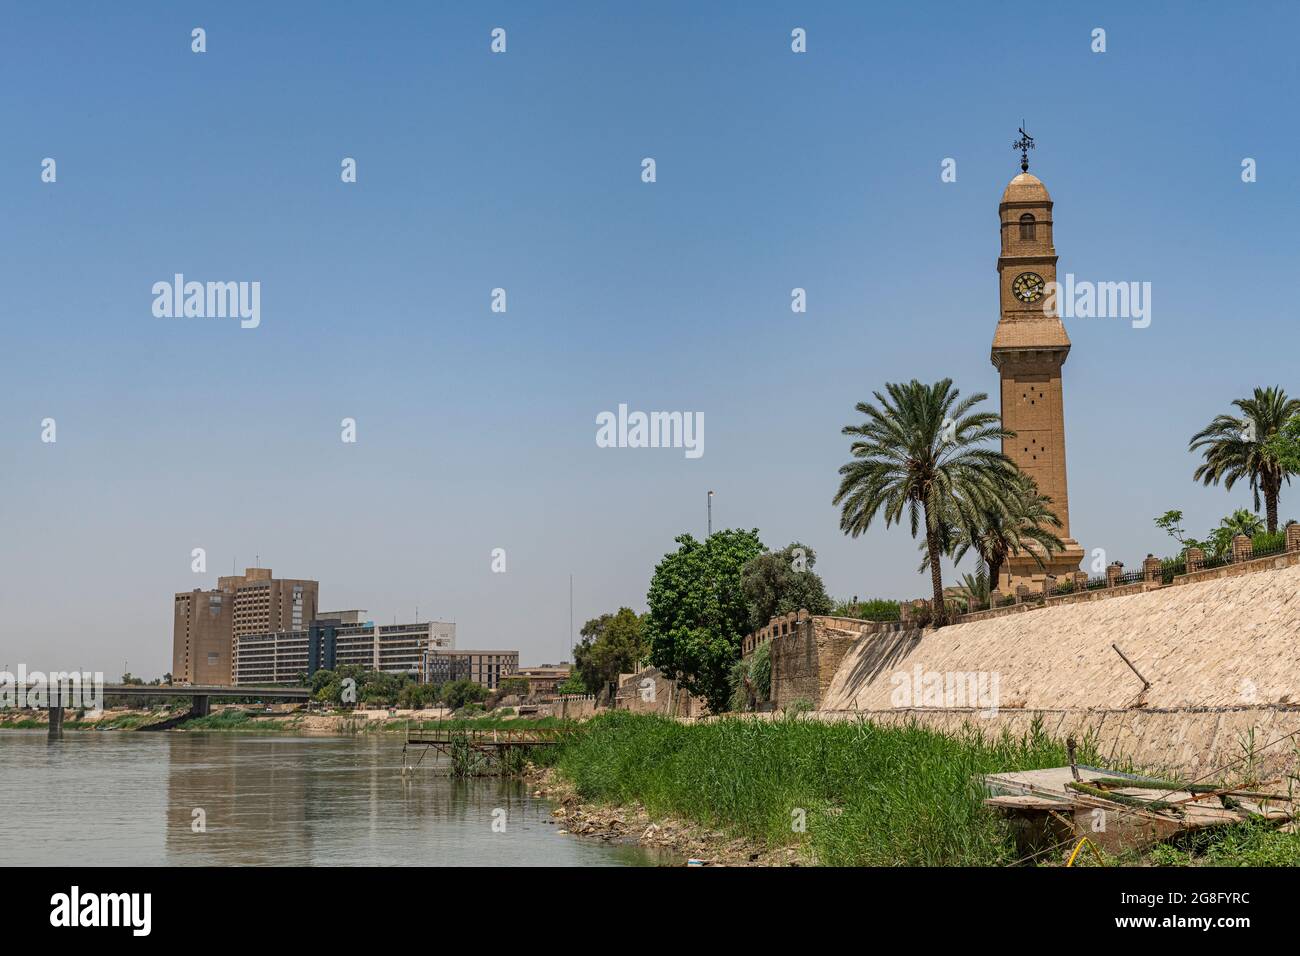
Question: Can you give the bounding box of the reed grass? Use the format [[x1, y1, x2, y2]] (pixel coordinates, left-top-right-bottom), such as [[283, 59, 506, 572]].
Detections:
[[548, 711, 1100, 866], [399, 715, 578, 733]]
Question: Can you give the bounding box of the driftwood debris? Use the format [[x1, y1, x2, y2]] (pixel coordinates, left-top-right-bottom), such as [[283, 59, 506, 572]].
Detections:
[[983, 765, 1296, 858]]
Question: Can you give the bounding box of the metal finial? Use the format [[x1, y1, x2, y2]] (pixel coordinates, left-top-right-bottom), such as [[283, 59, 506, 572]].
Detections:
[[1012, 122, 1035, 173]]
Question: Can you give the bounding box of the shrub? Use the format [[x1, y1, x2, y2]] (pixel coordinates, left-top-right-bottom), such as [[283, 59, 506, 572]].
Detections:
[[749, 641, 772, 701], [833, 598, 901, 622], [1252, 529, 1286, 554], [440, 680, 489, 711], [727, 641, 773, 712]]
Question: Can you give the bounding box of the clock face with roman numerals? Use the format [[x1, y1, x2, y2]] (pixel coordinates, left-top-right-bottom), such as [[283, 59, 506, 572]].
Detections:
[[1013, 272, 1045, 303]]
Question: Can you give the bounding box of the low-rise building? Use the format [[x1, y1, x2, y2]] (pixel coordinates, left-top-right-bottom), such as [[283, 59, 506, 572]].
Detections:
[[422, 649, 518, 690], [515, 664, 571, 696]]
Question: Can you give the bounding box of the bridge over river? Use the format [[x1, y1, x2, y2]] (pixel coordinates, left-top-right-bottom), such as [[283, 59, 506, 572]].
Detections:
[[42, 683, 310, 739]]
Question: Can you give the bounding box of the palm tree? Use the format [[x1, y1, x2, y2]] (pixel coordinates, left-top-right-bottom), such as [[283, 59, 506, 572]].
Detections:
[[1207, 508, 1265, 558], [1190, 386, 1300, 534], [952, 569, 991, 614], [944, 471, 1065, 599], [833, 379, 1014, 627]]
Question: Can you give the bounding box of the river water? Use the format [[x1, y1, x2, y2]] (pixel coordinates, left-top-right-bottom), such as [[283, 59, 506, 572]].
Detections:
[[0, 731, 666, 866]]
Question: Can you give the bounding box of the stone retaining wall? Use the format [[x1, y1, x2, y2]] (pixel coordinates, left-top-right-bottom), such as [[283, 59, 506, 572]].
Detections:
[[768, 616, 878, 710], [612, 666, 705, 718], [817, 706, 1300, 779]]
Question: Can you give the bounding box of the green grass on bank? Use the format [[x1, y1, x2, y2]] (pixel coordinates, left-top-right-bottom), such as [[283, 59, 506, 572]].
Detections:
[[177, 711, 579, 734], [1, 709, 580, 735], [0, 718, 47, 729], [0, 712, 169, 731], [540, 711, 1097, 866], [81, 712, 160, 730], [392, 716, 578, 732], [178, 710, 298, 731], [543, 713, 1300, 867], [1143, 820, 1300, 867]]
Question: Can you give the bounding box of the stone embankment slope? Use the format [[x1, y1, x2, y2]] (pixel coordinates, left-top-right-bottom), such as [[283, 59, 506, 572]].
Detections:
[[819, 562, 1300, 776]]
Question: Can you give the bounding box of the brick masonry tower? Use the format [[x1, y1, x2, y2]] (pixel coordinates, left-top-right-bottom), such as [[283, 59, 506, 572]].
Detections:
[[991, 134, 1084, 589]]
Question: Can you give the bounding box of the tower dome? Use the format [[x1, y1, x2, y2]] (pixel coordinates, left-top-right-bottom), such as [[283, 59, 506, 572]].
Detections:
[[1000, 172, 1051, 205]]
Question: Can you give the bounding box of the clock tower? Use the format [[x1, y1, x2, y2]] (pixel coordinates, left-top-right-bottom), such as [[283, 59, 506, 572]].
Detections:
[[991, 133, 1084, 588]]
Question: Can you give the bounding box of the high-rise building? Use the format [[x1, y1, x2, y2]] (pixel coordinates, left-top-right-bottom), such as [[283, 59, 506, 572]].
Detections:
[[172, 589, 233, 685], [221, 567, 318, 639], [991, 148, 1085, 588], [173, 568, 319, 685]]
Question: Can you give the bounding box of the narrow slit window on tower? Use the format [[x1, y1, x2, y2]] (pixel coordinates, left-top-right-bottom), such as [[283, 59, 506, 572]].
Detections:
[[1019, 213, 1036, 240]]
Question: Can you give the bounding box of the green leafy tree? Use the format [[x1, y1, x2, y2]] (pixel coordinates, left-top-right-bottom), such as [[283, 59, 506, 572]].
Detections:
[[1190, 386, 1300, 533], [397, 682, 440, 709], [440, 679, 488, 710], [310, 667, 338, 697], [1156, 510, 1197, 549], [496, 676, 530, 697], [361, 671, 403, 705], [740, 542, 833, 631], [645, 528, 766, 713], [557, 673, 588, 695], [1154, 509, 1213, 555], [310, 665, 368, 706], [1266, 414, 1300, 475], [573, 607, 645, 698], [833, 380, 1014, 626]]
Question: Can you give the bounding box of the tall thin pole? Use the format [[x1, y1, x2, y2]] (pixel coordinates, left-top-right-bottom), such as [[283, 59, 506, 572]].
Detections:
[[707, 490, 714, 536], [568, 575, 574, 660]]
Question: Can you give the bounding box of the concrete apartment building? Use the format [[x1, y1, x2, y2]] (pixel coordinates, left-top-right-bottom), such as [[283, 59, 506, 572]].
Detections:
[[232, 613, 457, 685], [174, 569, 509, 691], [423, 649, 519, 690], [173, 568, 319, 685]]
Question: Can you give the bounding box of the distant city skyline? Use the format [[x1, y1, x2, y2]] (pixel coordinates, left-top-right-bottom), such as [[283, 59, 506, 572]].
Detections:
[[3, 3, 1297, 676]]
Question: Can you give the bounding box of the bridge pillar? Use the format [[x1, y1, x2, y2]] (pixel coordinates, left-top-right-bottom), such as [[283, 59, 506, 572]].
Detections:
[[48, 706, 64, 740], [192, 695, 211, 717]]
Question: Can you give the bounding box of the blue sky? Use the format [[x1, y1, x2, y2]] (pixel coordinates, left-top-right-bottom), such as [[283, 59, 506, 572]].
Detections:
[[2, 2, 1297, 676]]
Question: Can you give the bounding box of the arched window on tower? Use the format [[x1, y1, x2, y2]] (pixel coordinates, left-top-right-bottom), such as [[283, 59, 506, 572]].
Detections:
[[1019, 213, 1036, 240]]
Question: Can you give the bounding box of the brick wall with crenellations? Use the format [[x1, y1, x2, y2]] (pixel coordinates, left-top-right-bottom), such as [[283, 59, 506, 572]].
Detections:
[[746, 611, 896, 710]]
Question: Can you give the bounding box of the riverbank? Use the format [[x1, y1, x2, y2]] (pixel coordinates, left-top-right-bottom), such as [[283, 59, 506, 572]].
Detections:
[[0, 708, 575, 735], [528, 766, 798, 866], [536, 710, 1078, 865], [535, 712, 1300, 867]]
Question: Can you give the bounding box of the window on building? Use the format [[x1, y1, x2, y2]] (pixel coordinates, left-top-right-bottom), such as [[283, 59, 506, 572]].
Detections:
[[1019, 213, 1035, 240]]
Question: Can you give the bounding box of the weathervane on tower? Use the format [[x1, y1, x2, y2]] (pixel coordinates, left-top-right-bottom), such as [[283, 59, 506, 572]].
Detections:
[[1012, 123, 1035, 173]]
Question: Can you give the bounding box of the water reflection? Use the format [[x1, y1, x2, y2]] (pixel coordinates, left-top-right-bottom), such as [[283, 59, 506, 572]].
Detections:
[[0, 731, 664, 866]]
